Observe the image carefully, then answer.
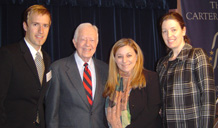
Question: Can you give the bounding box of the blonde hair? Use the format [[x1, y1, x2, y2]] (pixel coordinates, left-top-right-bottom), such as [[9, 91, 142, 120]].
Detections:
[[103, 38, 146, 97], [23, 5, 51, 26]]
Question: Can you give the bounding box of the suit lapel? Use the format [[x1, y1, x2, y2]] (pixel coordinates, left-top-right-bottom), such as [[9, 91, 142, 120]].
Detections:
[[42, 50, 50, 74], [66, 54, 90, 108], [92, 59, 104, 110], [19, 40, 39, 83], [38, 50, 51, 108], [42, 50, 50, 84]]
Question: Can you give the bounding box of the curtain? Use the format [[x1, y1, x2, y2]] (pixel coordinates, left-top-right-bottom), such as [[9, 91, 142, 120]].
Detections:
[[0, 0, 175, 70]]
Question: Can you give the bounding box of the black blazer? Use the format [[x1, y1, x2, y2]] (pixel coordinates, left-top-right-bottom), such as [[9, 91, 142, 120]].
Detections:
[[0, 39, 51, 128], [127, 69, 161, 128]]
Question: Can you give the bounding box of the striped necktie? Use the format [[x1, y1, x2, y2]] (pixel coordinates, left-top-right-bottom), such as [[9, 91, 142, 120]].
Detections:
[[83, 63, 93, 106]]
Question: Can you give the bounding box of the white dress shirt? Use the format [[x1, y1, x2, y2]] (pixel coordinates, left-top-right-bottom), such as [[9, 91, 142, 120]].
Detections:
[[24, 38, 43, 59], [74, 52, 96, 100]]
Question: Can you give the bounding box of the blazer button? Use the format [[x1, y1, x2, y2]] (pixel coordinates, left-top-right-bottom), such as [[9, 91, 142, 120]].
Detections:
[[131, 105, 134, 108], [37, 89, 41, 92]]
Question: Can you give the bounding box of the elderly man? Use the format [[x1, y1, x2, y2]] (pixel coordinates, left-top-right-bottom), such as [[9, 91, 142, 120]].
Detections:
[[45, 23, 108, 128]]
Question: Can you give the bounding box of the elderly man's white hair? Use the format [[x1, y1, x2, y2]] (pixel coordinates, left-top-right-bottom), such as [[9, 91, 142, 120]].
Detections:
[[73, 23, 99, 42]]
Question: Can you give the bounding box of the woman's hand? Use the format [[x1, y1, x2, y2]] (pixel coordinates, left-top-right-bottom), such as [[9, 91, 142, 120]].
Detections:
[[107, 91, 122, 128]]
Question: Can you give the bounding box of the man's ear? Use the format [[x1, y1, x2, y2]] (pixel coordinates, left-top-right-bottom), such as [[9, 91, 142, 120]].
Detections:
[[23, 22, 27, 32], [182, 26, 186, 36], [72, 39, 77, 48]]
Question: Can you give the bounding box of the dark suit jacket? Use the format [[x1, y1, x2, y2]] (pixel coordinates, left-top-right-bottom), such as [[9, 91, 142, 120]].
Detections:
[[0, 39, 51, 128], [126, 69, 162, 128], [45, 53, 108, 128]]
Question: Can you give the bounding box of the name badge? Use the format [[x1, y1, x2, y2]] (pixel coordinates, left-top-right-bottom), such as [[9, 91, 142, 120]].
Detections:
[[46, 70, 52, 82]]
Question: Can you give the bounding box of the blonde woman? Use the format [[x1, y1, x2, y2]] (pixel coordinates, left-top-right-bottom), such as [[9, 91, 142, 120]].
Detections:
[[103, 38, 161, 128]]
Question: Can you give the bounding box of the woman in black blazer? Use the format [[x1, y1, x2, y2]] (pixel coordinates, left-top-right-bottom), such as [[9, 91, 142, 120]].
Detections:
[[103, 38, 161, 128]]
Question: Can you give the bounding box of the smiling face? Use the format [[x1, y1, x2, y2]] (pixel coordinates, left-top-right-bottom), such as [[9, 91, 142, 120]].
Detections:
[[115, 45, 137, 74], [161, 19, 186, 53], [23, 12, 50, 51], [73, 25, 98, 62]]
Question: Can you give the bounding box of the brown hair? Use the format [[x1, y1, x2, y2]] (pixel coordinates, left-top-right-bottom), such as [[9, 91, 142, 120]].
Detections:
[[23, 5, 51, 26], [103, 38, 146, 98], [160, 12, 190, 44]]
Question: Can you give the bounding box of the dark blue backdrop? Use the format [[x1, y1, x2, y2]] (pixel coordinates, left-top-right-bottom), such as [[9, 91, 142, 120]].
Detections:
[[0, 0, 176, 71]]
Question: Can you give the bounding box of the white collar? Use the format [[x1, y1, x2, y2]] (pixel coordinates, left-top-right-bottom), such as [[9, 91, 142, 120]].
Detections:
[[24, 38, 43, 59]]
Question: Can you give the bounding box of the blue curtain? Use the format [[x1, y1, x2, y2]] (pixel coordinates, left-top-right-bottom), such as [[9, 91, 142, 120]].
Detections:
[[0, 0, 176, 70]]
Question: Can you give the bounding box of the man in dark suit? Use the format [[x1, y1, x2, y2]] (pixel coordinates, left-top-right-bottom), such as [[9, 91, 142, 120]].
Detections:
[[45, 23, 108, 128], [0, 5, 51, 128]]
